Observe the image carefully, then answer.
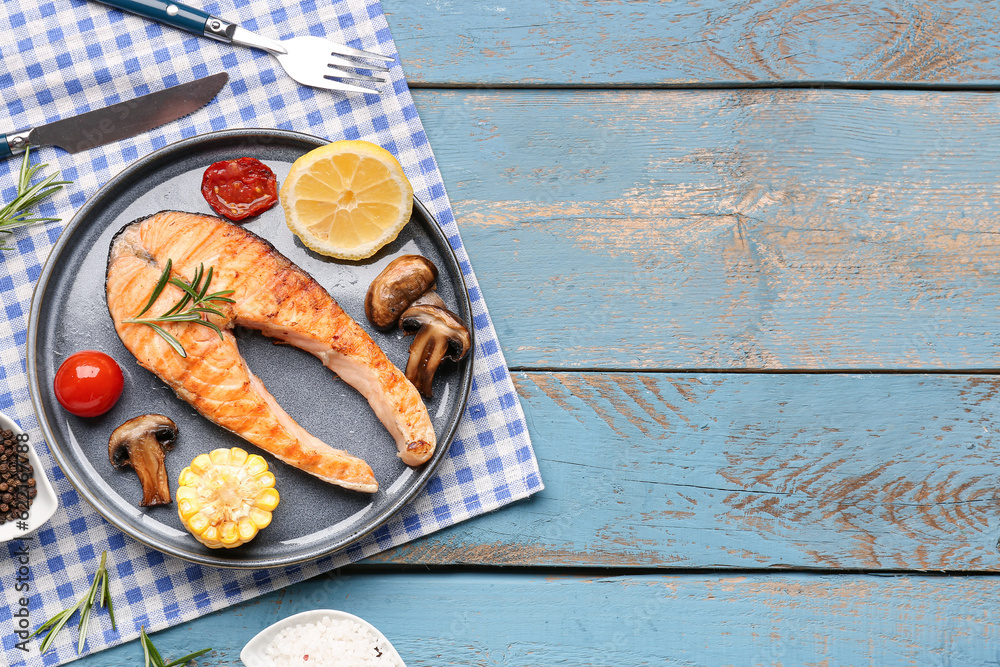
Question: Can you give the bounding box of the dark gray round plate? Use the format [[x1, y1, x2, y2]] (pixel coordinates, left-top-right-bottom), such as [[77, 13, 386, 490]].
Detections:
[[26, 129, 473, 568]]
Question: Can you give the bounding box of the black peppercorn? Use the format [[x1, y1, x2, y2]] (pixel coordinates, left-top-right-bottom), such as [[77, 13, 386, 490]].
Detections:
[[0, 432, 35, 525]]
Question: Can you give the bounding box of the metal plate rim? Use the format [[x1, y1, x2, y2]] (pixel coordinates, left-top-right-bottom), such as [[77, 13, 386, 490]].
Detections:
[[26, 128, 473, 569]]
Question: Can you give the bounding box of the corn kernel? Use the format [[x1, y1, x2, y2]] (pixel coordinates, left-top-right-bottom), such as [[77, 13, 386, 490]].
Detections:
[[209, 448, 231, 465], [219, 521, 238, 544], [254, 488, 280, 512], [249, 507, 272, 529], [188, 512, 209, 533], [178, 499, 197, 520], [245, 454, 267, 476], [190, 454, 212, 474], [238, 517, 257, 540]]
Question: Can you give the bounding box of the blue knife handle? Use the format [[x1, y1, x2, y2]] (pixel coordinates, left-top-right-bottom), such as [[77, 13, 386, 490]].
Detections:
[[0, 135, 12, 159], [92, 0, 213, 36]]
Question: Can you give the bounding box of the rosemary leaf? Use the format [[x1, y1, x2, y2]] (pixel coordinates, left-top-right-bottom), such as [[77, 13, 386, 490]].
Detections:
[[168, 277, 202, 303], [38, 599, 82, 653], [164, 647, 213, 667], [104, 581, 117, 631], [77, 556, 106, 652], [86, 558, 104, 608], [123, 261, 234, 356], [98, 563, 116, 630], [137, 258, 172, 317], [192, 264, 204, 293], [136, 312, 203, 323], [0, 147, 70, 249], [98, 565, 107, 609], [35, 550, 115, 654], [197, 265, 213, 301], [29, 607, 71, 638], [192, 306, 227, 318], [76, 602, 92, 653], [140, 627, 209, 667], [144, 627, 167, 667], [17, 145, 30, 187], [145, 323, 188, 358], [141, 627, 153, 667], [171, 264, 202, 313], [198, 319, 224, 338]]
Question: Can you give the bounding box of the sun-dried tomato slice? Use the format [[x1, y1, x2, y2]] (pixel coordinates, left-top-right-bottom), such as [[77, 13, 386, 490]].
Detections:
[[201, 157, 278, 222]]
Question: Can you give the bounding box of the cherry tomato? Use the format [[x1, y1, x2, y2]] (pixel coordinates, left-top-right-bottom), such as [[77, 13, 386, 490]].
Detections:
[[54, 351, 124, 417], [201, 157, 278, 222]]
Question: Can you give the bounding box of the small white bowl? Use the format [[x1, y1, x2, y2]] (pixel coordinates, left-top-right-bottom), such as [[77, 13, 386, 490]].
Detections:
[[240, 609, 406, 667], [0, 412, 58, 542]]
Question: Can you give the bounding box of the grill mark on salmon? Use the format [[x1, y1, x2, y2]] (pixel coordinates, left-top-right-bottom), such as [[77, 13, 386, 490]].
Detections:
[[105, 211, 438, 493]]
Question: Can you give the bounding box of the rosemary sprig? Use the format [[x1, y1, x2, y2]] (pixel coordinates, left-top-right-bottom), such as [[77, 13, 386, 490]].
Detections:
[[123, 259, 236, 357], [31, 550, 116, 654], [139, 627, 212, 667], [0, 146, 70, 249]]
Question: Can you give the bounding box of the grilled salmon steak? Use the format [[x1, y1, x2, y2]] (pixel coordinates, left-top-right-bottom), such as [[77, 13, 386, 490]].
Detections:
[[106, 211, 437, 493]]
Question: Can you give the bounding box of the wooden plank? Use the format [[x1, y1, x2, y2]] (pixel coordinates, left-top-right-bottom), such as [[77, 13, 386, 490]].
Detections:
[[363, 372, 1000, 571], [384, 0, 1000, 86], [71, 571, 1000, 666], [412, 88, 1000, 370]]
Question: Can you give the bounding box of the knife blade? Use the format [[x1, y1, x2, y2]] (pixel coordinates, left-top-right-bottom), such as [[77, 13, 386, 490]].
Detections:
[[0, 72, 229, 158]]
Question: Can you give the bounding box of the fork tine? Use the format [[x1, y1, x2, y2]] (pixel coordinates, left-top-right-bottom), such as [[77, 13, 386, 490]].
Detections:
[[315, 78, 382, 95], [329, 43, 395, 63], [326, 65, 387, 83], [328, 54, 391, 73]]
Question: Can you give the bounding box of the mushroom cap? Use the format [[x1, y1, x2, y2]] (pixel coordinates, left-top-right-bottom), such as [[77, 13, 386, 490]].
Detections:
[[108, 414, 178, 469], [411, 290, 446, 309], [365, 255, 439, 330], [399, 304, 472, 361]]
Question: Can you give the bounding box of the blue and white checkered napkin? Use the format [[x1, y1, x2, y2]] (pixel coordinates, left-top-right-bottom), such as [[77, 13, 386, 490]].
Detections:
[[0, 1, 542, 665]]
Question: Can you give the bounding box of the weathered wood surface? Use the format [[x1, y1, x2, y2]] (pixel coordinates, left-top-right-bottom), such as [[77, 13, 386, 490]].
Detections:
[[73, 571, 1000, 666], [411, 88, 1000, 370], [384, 0, 1000, 86], [361, 372, 1000, 571]]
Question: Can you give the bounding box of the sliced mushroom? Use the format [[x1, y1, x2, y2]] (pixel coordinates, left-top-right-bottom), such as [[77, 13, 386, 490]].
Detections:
[[365, 255, 439, 330], [108, 414, 178, 507], [400, 304, 472, 398]]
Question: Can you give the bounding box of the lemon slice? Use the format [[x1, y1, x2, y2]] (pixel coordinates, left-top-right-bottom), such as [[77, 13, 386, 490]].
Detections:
[[280, 140, 414, 260]]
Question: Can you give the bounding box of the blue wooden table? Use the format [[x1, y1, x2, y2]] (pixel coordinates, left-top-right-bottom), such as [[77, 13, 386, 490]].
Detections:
[[78, 1, 1000, 664]]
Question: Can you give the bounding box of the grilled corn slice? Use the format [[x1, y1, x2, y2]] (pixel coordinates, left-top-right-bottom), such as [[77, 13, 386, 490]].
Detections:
[[176, 447, 279, 549]]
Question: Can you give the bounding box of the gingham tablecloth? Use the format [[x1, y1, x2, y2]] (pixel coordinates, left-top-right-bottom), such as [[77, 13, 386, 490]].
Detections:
[[0, 2, 542, 665]]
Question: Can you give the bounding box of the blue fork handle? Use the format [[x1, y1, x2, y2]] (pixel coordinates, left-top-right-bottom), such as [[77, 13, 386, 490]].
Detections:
[[91, 0, 217, 37]]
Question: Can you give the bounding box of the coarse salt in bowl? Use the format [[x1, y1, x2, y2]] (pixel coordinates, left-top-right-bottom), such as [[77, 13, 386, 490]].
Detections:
[[240, 609, 406, 667]]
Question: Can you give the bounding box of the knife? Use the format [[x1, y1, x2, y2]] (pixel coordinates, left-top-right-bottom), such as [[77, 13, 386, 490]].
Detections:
[[0, 72, 229, 158]]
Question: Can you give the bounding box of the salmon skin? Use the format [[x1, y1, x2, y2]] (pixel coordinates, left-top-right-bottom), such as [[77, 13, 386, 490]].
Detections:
[[105, 211, 437, 493]]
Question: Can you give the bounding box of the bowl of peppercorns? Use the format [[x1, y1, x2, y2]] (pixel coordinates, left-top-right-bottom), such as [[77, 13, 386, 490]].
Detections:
[[0, 412, 58, 542]]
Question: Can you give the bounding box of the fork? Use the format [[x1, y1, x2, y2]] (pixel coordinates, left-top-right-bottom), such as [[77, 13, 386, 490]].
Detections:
[[93, 0, 393, 94]]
